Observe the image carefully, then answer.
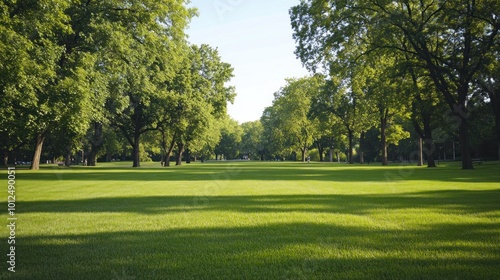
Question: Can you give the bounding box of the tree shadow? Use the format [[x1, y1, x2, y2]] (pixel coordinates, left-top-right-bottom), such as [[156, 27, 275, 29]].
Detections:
[[19, 190, 500, 216], [18, 161, 500, 183], [19, 221, 500, 279]]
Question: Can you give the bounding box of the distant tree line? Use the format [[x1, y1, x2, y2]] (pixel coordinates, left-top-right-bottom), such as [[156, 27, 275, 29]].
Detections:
[[220, 0, 499, 167]]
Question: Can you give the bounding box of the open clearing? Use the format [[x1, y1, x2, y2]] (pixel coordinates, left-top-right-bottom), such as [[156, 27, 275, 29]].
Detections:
[[5, 161, 500, 279]]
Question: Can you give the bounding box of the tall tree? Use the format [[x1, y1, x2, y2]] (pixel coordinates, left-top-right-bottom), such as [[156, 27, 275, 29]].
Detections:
[[407, 67, 445, 167], [159, 44, 235, 166], [0, 0, 74, 169], [263, 76, 323, 162], [356, 55, 411, 165], [476, 55, 500, 160], [290, 0, 500, 169], [311, 75, 374, 164], [105, 0, 195, 167]]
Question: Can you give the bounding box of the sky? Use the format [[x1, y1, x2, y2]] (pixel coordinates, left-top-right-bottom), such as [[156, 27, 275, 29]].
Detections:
[[186, 0, 310, 123]]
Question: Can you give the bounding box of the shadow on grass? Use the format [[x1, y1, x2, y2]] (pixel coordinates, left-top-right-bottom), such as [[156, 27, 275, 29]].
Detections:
[[17, 161, 500, 183], [19, 221, 500, 280], [19, 190, 500, 216]]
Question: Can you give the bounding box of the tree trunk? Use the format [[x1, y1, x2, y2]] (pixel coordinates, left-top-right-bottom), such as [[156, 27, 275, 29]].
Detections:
[[380, 117, 388, 166], [88, 122, 102, 166], [176, 142, 185, 166], [316, 142, 324, 162], [301, 147, 306, 162], [423, 124, 436, 168], [88, 149, 98, 167], [458, 117, 473, 169], [417, 137, 423, 166], [494, 96, 500, 160], [132, 132, 140, 168], [424, 139, 436, 167], [359, 131, 365, 164], [347, 129, 354, 164], [165, 137, 176, 167], [186, 147, 191, 164], [329, 147, 333, 162], [64, 150, 71, 167], [30, 133, 45, 170]]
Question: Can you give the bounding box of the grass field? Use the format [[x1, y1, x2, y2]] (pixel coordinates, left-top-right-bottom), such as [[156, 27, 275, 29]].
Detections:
[[3, 161, 500, 279]]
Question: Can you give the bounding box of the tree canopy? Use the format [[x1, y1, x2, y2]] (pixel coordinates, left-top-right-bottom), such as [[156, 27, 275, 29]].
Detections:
[[290, 0, 500, 169]]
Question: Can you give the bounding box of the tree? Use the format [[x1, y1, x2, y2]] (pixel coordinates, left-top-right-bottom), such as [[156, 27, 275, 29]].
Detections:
[[105, 0, 195, 167], [261, 106, 287, 160], [214, 118, 242, 160], [158, 44, 235, 166], [240, 121, 264, 160], [476, 56, 500, 160], [263, 76, 323, 162], [353, 55, 411, 165], [310, 74, 374, 164], [290, 0, 500, 169], [0, 0, 76, 170], [407, 67, 446, 167]]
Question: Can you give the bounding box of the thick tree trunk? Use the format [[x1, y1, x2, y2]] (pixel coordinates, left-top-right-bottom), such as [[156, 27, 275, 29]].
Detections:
[[30, 134, 45, 170], [301, 147, 306, 162], [494, 97, 500, 160], [88, 149, 98, 167], [423, 123, 436, 168], [380, 117, 388, 166], [329, 147, 333, 162], [132, 132, 140, 168], [316, 142, 324, 162], [88, 122, 102, 166], [176, 142, 185, 166], [64, 150, 71, 167], [164, 137, 176, 167], [186, 147, 191, 164]]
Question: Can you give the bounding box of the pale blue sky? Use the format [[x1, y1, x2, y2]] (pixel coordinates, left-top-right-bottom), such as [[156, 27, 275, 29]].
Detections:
[[186, 0, 309, 123]]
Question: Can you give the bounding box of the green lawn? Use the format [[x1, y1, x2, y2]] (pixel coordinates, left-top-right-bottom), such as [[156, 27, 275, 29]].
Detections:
[[3, 161, 500, 279]]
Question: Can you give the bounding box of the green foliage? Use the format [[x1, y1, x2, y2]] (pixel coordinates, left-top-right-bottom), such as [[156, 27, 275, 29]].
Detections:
[[214, 117, 242, 159], [0, 0, 70, 157], [290, 0, 500, 168], [154, 43, 235, 163], [262, 76, 324, 161], [240, 121, 265, 159]]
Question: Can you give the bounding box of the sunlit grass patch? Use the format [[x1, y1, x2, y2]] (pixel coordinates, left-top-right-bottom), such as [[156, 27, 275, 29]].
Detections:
[[4, 161, 500, 279]]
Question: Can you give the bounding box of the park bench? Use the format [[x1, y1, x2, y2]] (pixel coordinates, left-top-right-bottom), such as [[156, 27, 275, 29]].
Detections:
[[472, 158, 483, 165]]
